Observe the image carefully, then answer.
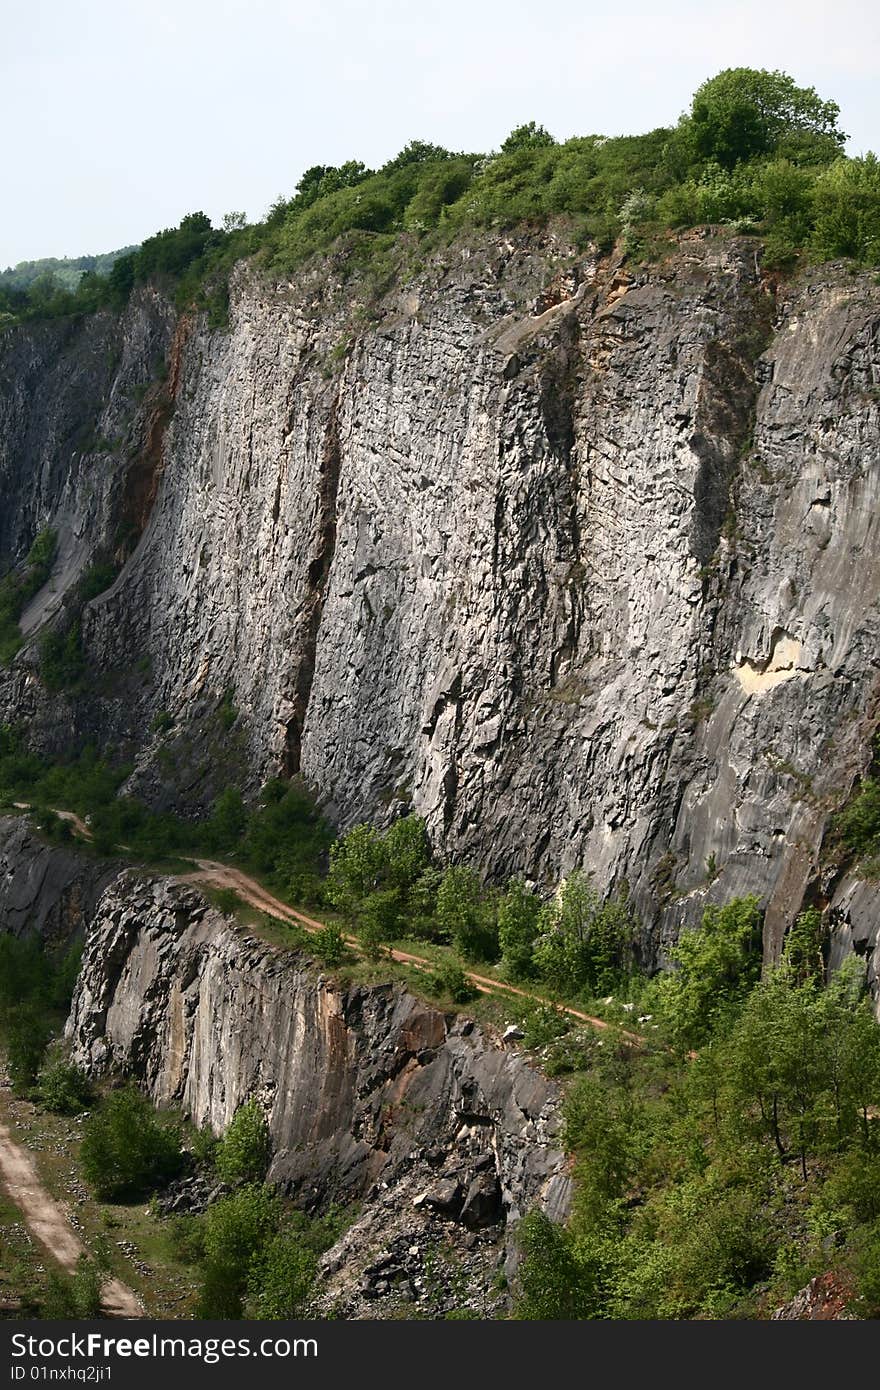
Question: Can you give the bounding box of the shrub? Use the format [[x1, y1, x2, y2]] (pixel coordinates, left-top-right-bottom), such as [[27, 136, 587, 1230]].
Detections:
[[518, 999, 571, 1049], [215, 1100, 271, 1187], [313, 923, 346, 966], [80, 1087, 184, 1200], [205, 789, 243, 850], [430, 959, 478, 1004], [326, 823, 387, 918], [4, 1006, 52, 1093], [166, 1212, 207, 1266], [436, 865, 498, 961], [39, 622, 85, 691], [498, 879, 542, 980], [514, 1210, 606, 1319], [38, 1055, 93, 1114], [212, 887, 239, 915], [198, 1185, 280, 1319], [246, 1232, 317, 1318], [657, 895, 762, 1050], [838, 775, 880, 857], [685, 68, 844, 169], [812, 155, 880, 263], [533, 873, 635, 997], [43, 1256, 104, 1319]]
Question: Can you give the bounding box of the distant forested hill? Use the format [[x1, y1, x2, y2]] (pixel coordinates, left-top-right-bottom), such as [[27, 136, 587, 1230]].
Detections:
[[0, 246, 139, 293]]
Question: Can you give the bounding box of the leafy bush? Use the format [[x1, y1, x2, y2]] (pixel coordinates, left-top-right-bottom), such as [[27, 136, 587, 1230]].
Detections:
[[0, 528, 57, 665], [518, 999, 571, 1049], [515, 1210, 607, 1319], [197, 1185, 280, 1318], [212, 887, 239, 915], [812, 155, 880, 262], [215, 1101, 272, 1187], [313, 923, 346, 966], [80, 1087, 184, 1200], [38, 1054, 93, 1114], [43, 1256, 104, 1319], [657, 895, 762, 1050], [241, 778, 332, 895], [685, 67, 845, 169], [838, 775, 880, 856], [0, 935, 81, 1093], [39, 621, 85, 691], [498, 879, 542, 980], [246, 1232, 317, 1318], [532, 872, 635, 997], [436, 865, 498, 961], [430, 958, 478, 1004]]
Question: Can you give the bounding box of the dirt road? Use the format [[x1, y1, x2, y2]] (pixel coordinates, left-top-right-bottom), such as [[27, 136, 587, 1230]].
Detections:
[[0, 1111, 143, 1317], [180, 858, 642, 1042], [15, 804, 642, 1042]]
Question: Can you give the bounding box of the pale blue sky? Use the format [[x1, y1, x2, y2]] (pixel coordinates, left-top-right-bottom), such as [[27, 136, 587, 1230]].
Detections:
[[2, 0, 877, 266]]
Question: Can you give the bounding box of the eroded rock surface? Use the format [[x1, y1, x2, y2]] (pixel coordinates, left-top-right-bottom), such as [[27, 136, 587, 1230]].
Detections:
[[0, 815, 118, 945], [2, 231, 880, 964], [67, 874, 570, 1315]]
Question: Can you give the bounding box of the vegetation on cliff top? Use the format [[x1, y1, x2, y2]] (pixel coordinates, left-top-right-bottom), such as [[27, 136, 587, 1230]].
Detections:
[[2, 68, 878, 334]]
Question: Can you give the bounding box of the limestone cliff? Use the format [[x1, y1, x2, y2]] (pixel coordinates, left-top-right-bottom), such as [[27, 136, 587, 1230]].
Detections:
[[66, 873, 570, 1316], [0, 814, 118, 944], [2, 227, 880, 970]]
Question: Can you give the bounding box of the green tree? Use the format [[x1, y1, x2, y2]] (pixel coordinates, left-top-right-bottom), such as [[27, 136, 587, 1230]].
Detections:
[[358, 888, 402, 956], [37, 1055, 93, 1114], [43, 1256, 104, 1319], [80, 1087, 184, 1200], [383, 815, 431, 897], [501, 121, 557, 153], [686, 68, 845, 168], [533, 873, 634, 997], [514, 1209, 606, 1318], [208, 786, 247, 852], [246, 1233, 317, 1318], [326, 823, 387, 920], [781, 906, 825, 986], [812, 155, 880, 264], [430, 958, 478, 1004], [198, 1185, 280, 1319], [436, 865, 498, 961], [4, 1006, 52, 1092], [215, 1100, 272, 1186], [658, 896, 762, 1051], [498, 879, 542, 980]]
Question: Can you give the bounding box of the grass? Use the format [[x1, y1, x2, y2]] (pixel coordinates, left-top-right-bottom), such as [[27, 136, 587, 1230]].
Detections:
[[0, 1082, 200, 1317], [0, 1185, 59, 1315]]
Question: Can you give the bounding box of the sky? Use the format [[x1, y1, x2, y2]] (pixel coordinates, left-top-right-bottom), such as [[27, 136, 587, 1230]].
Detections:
[[1, 0, 878, 267]]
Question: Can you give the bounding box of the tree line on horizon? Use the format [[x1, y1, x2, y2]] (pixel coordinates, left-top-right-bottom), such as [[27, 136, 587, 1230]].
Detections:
[[1, 67, 878, 333]]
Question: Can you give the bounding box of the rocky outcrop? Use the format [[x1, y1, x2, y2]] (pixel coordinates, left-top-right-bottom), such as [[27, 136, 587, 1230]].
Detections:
[[0, 814, 118, 945], [771, 1272, 855, 1320], [67, 874, 570, 1316], [3, 228, 880, 961], [0, 286, 175, 763]]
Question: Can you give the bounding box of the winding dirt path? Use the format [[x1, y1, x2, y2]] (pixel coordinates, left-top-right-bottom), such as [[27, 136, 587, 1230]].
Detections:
[[13, 803, 643, 1043], [179, 858, 643, 1043], [0, 1109, 143, 1318]]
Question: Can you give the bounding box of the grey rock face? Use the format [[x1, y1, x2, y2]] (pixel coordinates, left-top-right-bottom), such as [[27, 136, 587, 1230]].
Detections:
[[3, 231, 880, 960], [827, 871, 880, 1017], [66, 874, 570, 1313], [0, 814, 118, 945]]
